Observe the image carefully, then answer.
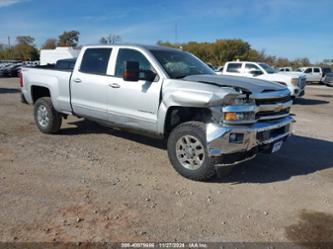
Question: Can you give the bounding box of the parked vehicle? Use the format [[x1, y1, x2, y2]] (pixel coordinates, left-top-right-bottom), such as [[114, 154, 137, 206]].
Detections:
[[21, 45, 294, 181], [23, 60, 40, 67], [40, 47, 80, 66], [0, 63, 22, 77], [297, 67, 332, 83], [322, 72, 333, 87], [221, 61, 306, 98], [279, 67, 293, 72]]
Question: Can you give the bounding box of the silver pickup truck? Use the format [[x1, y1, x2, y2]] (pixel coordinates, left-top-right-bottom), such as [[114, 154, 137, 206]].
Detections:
[[21, 44, 294, 181]]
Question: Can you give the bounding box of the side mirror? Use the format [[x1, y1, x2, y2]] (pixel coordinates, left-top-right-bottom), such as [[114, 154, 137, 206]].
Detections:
[[249, 69, 263, 77], [123, 61, 139, 81], [123, 61, 157, 82], [141, 70, 157, 82]]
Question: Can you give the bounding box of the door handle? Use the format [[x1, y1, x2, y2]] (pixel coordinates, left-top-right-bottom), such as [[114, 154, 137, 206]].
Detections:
[[73, 78, 82, 83], [109, 83, 120, 88]]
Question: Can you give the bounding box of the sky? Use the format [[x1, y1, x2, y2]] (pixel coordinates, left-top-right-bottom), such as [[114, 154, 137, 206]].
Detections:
[[0, 0, 332, 63]]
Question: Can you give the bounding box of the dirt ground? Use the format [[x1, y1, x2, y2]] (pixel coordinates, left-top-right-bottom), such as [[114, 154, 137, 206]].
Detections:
[[0, 77, 333, 243]]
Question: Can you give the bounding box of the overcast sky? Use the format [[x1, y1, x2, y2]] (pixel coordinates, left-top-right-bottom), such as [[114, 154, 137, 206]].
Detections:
[[0, 0, 332, 63]]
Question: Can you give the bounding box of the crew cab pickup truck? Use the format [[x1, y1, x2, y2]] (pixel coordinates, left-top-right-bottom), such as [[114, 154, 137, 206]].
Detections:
[[222, 61, 306, 98], [20, 45, 294, 181], [297, 67, 332, 84]]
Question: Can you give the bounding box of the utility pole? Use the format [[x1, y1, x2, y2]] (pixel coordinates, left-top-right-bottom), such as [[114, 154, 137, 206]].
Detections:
[[175, 23, 178, 45], [8, 36, 12, 60]]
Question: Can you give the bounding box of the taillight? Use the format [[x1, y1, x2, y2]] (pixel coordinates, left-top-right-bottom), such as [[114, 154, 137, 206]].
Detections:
[[19, 72, 23, 87]]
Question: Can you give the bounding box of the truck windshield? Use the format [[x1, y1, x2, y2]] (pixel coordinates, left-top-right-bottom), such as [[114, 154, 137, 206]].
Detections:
[[259, 63, 278, 74], [150, 49, 214, 79]]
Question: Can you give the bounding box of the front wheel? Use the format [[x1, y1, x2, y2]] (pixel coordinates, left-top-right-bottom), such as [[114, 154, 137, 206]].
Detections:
[[34, 97, 62, 134], [167, 121, 216, 181]]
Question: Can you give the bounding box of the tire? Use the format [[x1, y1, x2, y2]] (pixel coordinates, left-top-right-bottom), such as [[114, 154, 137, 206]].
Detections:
[[34, 97, 62, 134], [167, 121, 216, 181]]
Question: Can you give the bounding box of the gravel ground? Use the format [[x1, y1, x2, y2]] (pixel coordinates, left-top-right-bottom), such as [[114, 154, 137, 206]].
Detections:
[[0, 78, 333, 243]]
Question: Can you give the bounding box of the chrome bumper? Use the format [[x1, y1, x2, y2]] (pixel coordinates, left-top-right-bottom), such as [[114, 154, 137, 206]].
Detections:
[[206, 116, 294, 166]]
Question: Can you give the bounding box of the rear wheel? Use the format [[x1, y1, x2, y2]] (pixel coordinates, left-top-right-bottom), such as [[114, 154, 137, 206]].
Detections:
[[34, 97, 62, 134], [167, 121, 216, 181]]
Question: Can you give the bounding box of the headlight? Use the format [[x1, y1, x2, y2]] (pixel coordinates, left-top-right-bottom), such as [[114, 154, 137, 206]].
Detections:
[[224, 111, 255, 123], [215, 94, 256, 124], [224, 95, 255, 105], [291, 78, 298, 86]]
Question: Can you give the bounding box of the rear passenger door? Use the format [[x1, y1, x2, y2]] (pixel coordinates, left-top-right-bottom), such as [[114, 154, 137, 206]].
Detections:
[[71, 48, 112, 120]]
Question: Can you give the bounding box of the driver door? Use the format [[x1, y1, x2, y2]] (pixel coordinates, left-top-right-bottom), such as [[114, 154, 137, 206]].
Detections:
[[107, 48, 163, 132], [244, 63, 263, 77], [304, 68, 314, 81]]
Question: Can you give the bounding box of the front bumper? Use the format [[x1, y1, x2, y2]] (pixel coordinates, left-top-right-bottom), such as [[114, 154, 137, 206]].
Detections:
[[323, 78, 333, 86], [207, 116, 294, 166], [289, 85, 305, 97]]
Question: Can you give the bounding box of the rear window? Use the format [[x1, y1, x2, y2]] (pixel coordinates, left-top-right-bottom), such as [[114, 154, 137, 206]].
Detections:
[[314, 68, 320, 73], [226, 63, 242, 73], [80, 48, 112, 75], [56, 59, 76, 70]]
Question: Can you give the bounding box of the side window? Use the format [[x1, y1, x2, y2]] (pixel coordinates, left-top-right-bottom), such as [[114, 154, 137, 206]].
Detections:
[[115, 49, 153, 77], [245, 63, 260, 72], [226, 63, 242, 73], [304, 68, 312, 73], [314, 68, 320, 73], [80, 48, 112, 75]]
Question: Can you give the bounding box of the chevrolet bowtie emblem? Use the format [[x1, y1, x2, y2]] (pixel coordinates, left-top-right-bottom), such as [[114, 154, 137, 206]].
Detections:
[[275, 104, 284, 112]]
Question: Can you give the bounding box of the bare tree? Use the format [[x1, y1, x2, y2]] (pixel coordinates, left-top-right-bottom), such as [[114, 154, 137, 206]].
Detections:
[[99, 34, 122, 44]]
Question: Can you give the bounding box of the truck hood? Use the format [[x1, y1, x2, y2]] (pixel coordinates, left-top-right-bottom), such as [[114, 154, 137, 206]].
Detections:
[[183, 74, 286, 94], [278, 71, 305, 77]]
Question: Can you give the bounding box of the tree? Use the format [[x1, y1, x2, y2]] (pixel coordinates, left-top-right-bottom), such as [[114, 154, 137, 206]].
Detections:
[[11, 35, 39, 60], [99, 37, 108, 44], [58, 31, 80, 47], [99, 34, 122, 44], [42, 38, 57, 49], [157, 39, 252, 66], [16, 36, 35, 46]]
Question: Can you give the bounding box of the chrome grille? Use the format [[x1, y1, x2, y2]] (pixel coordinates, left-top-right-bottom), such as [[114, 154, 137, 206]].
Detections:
[[253, 89, 292, 121], [255, 95, 291, 105]]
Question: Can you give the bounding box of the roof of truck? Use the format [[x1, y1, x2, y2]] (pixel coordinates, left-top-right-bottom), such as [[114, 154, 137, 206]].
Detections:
[[83, 44, 182, 52]]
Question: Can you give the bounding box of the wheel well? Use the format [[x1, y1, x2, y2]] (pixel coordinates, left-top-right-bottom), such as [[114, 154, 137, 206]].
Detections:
[[31, 86, 50, 103], [164, 107, 212, 136]]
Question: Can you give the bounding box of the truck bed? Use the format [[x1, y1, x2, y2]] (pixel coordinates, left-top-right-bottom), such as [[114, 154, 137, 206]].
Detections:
[[21, 67, 73, 114]]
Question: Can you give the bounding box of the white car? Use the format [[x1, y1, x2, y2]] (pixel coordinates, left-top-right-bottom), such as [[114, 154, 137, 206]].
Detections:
[[297, 67, 332, 83], [221, 61, 306, 98], [279, 67, 293, 72]]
